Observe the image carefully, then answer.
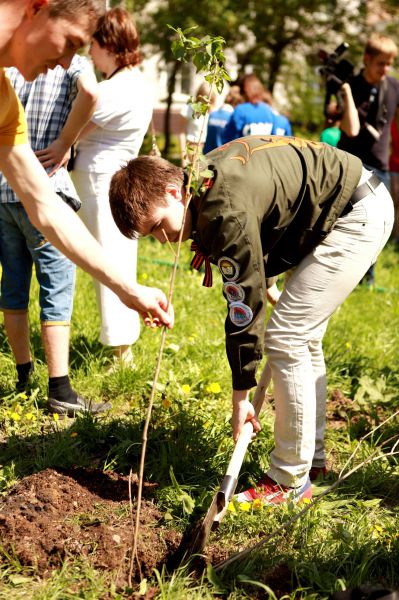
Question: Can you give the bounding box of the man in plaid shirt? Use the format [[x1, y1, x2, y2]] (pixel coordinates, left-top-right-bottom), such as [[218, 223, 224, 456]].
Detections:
[[0, 54, 110, 416]]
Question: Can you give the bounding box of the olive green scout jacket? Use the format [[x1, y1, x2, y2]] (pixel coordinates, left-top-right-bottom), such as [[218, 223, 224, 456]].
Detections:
[[189, 136, 362, 390]]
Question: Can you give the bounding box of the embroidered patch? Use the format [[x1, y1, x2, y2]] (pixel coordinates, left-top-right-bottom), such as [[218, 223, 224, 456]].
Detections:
[[223, 282, 245, 303], [229, 302, 253, 327], [218, 257, 240, 281]]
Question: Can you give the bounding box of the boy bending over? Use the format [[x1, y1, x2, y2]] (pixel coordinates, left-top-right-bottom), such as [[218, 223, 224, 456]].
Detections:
[[109, 135, 393, 505]]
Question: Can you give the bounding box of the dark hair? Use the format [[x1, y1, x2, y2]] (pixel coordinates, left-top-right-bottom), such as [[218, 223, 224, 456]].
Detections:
[[48, 0, 105, 20], [109, 156, 183, 239], [93, 7, 141, 68], [239, 74, 266, 103]]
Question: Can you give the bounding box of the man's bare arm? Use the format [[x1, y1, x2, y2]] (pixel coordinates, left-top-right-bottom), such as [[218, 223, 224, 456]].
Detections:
[[339, 83, 361, 137], [0, 143, 173, 326]]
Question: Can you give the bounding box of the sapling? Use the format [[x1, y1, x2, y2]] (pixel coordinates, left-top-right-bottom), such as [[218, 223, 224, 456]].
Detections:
[[128, 27, 230, 587]]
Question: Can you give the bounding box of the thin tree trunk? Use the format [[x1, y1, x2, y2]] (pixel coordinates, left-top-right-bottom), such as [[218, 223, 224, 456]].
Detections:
[[163, 60, 181, 157]]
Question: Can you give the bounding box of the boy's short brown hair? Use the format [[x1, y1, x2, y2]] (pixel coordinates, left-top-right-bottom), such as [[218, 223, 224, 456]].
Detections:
[[109, 156, 183, 239]]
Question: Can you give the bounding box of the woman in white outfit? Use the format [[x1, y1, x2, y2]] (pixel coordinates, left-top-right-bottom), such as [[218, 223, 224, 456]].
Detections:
[[72, 7, 152, 368]]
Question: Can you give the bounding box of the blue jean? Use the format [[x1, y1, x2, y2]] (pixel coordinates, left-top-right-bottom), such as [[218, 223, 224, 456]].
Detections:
[[0, 202, 75, 323]]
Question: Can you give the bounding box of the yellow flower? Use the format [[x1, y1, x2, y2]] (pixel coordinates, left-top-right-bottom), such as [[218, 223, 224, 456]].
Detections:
[[188, 337, 195, 343], [345, 342, 352, 349], [10, 412, 21, 422], [227, 501, 237, 513], [181, 384, 191, 394], [203, 420, 210, 429], [53, 413, 59, 422], [70, 432, 78, 438], [252, 498, 263, 511], [370, 524, 384, 539], [239, 502, 251, 512], [25, 413, 34, 421], [302, 497, 312, 505], [141, 273, 148, 280], [162, 398, 172, 409], [206, 382, 221, 394], [19, 393, 28, 400]]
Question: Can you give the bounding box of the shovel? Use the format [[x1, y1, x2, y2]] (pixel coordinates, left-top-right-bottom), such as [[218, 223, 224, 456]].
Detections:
[[172, 362, 272, 564]]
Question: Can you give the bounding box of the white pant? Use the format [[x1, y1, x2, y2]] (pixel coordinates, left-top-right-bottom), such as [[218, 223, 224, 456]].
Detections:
[[264, 180, 394, 488], [72, 169, 140, 347]]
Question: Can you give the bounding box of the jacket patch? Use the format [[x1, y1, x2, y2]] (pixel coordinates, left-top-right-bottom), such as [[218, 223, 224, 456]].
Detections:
[[218, 257, 240, 281], [229, 302, 253, 327], [223, 282, 245, 302]]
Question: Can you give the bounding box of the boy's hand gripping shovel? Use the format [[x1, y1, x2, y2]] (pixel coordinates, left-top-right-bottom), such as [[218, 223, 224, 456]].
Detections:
[[175, 362, 272, 562]]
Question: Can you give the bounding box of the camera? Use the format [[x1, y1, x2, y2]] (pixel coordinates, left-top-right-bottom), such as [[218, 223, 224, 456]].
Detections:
[[319, 43, 354, 118], [319, 43, 354, 95]]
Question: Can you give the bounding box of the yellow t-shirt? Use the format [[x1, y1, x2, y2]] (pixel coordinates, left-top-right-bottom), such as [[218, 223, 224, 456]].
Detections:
[[0, 67, 28, 146]]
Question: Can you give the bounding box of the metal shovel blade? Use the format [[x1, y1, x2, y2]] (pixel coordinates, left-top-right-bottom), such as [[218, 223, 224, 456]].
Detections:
[[170, 363, 272, 565]]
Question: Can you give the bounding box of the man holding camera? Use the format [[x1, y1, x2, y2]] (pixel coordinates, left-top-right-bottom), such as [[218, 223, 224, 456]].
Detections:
[[337, 33, 399, 285]]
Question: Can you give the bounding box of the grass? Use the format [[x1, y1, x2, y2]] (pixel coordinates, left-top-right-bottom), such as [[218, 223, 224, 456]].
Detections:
[[0, 238, 398, 598]]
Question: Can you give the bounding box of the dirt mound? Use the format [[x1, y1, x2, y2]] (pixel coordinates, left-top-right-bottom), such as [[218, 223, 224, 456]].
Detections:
[[0, 467, 181, 583]]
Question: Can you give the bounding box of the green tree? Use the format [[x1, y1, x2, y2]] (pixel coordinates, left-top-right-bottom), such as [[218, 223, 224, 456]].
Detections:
[[226, 0, 367, 90], [110, 0, 399, 139], [113, 0, 241, 155]]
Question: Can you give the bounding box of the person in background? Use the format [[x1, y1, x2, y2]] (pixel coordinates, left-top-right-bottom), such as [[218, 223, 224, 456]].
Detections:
[[72, 7, 154, 371], [203, 85, 243, 154], [389, 119, 399, 243], [0, 55, 111, 416], [338, 33, 399, 286], [0, 0, 172, 331], [222, 74, 275, 143], [320, 100, 342, 147], [263, 89, 292, 137]]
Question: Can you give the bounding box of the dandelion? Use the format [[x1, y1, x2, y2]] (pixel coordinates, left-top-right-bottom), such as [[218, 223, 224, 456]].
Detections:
[[227, 501, 237, 513], [141, 273, 148, 280], [181, 384, 191, 394], [10, 412, 21, 422], [238, 501, 251, 512], [203, 420, 210, 429], [370, 524, 384, 539], [25, 413, 34, 421], [252, 498, 263, 511], [206, 382, 221, 394], [188, 337, 195, 343], [302, 497, 312, 505], [345, 342, 352, 349], [53, 413, 59, 422], [162, 398, 172, 409], [18, 393, 28, 400], [70, 432, 78, 438]]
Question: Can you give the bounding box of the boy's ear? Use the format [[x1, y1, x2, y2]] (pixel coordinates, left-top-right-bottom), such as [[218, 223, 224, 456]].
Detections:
[[165, 184, 184, 204], [26, 0, 49, 19]]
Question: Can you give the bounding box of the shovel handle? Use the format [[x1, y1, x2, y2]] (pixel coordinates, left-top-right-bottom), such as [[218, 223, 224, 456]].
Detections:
[[225, 362, 272, 480]]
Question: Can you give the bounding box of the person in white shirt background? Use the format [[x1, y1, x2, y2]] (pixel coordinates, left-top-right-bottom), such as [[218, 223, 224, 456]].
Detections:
[[72, 6, 153, 370]]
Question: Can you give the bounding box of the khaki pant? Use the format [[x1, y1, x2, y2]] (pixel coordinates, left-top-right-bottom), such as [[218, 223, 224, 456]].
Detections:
[[264, 174, 394, 488]]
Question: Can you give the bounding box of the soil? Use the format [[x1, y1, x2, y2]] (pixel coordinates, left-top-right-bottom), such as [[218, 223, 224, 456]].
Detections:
[[0, 467, 293, 595], [0, 467, 183, 586]]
